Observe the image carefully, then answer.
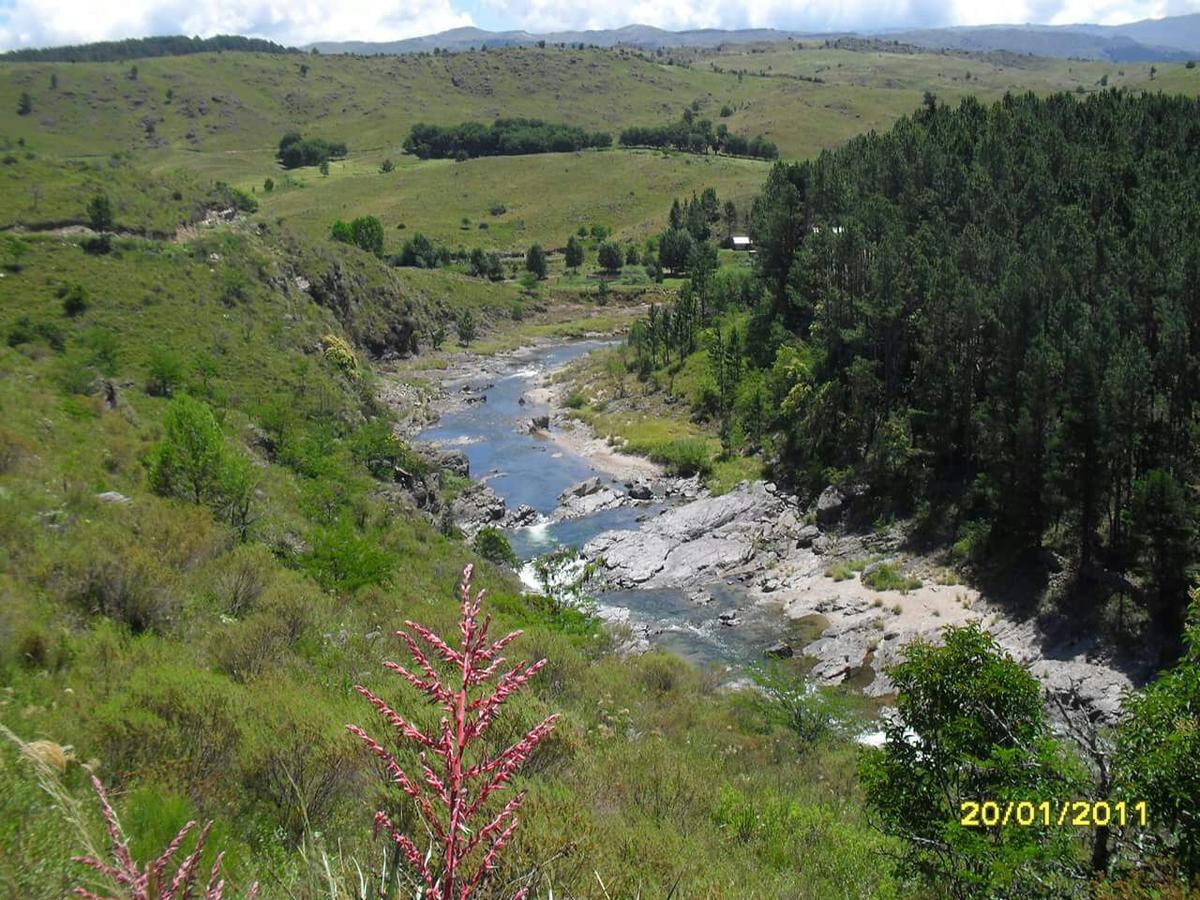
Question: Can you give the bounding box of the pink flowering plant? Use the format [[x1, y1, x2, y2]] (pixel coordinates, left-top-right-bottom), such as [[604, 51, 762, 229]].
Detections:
[[348, 563, 558, 899], [73, 775, 258, 900]]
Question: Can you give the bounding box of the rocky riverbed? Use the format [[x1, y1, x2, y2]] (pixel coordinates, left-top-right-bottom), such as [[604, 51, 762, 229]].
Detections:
[[582, 479, 1147, 722], [383, 339, 1148, 724]]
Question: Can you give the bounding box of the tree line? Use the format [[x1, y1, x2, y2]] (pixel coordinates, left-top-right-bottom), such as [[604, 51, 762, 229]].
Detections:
[[1, 34, 297, 62], [619, 109, 779, 160], [403, 118, 612, 160], [277, 132, 347, 169], [630, 89, 1198, 646], [747, 89, 1199, 639]]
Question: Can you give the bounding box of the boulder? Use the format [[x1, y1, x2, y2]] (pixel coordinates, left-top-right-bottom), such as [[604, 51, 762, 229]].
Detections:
[[815, 486, 845, 526], [530, 415, 550, 431], [764, 641, 793, 659], [508, 504, 538, 527], [795, 524, 821, 548], [441, 450, 470, 476], [96, 491, 131, 505], [560, 476, 602, 501], [812, 534, 835, 555], [627, 481, 654, 501]]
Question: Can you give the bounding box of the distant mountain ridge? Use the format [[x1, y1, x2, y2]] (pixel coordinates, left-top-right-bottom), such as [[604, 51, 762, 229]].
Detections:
[[888, 16, 1200, 61], [309, 24, 813, 55], [310, 14, 1200, 61], [3, 13, 1198, 64]]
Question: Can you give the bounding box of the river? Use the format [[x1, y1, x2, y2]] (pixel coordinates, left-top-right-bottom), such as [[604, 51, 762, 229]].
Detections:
[[417, 340, 808, 671]]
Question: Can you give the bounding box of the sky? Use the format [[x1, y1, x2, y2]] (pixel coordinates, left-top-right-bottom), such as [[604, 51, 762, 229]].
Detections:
[[0, 0, 1197, 51]]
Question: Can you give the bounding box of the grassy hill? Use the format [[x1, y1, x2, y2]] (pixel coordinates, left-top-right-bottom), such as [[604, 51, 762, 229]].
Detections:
[[0, 171, 890, 896], [6, 42, 1194, 252], [263, 149, 769, 251], [6, 43, 1193, 166]]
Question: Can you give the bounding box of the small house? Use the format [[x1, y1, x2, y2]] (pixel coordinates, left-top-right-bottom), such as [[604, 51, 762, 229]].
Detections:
[[731, 235, 753, 251]]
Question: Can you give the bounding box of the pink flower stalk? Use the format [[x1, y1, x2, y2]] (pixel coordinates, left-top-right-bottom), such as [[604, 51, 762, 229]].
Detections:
[[72, 775, 259, 900], [349, 563, 558, 900]]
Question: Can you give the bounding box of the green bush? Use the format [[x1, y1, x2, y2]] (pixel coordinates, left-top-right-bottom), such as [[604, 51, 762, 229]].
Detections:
[[859, 625, 1081, 896], [348, 420, 426, 480], [456, 310, 477, 345], [861, 563, 921, 593], [302, 518, 394, 592], [62, 542, 180, 634], [474, 527, 518, 567], [749, 663, 858, 744], [148, 395, 226, 504], [564, 392, 587, 410], [60, 283, 89, 317], [655, 438, 712, 477], [89, 664, 243, 788], [145, 347, 184, 397], [330, 215, 384, 256]]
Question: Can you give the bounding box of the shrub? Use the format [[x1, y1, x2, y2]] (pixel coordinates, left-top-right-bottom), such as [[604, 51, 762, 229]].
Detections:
[[319, 333, 359, 378], [348, 419, 427, 480], [63, 543, 179, 634], [330, 215, 384, 256], [532, 546, 599, 614], [474, 526, 518, 567], [348, 564, 558, 897], [656, 438, 711, 477], [303, 518, 393, 592], [85, 327, 119, 376], [380, 158, 395, 173], [87, 193, 114, 232], [564, 392, 587, 410], [60, 283, 89, 317], [395, 233, 450, 268], [750, 663, 857, 744], [148, 395, 225, 504], [861, 563, 921, 593], [90, 665, 244, 788], [859, 625, 1081, 896], [210, 543, 274, 617], [456, 310, 478, 345], [277, 132, 346, 169], [525, 243, 548, 280], [1114, 589, 1200, 875], [263, 177, 274, 192], [145, 347, 184, 397]]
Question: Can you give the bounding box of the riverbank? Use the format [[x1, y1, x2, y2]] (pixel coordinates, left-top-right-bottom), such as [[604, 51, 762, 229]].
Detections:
[[382, 337, 1147, 723]]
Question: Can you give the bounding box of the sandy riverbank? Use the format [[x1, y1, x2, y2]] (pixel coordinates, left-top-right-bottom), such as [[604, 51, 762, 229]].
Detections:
[[523, 384, 665, 482]]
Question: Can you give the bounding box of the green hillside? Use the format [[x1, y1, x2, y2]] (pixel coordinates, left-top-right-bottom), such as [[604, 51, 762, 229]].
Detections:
[[1, 35, 1198, 899]]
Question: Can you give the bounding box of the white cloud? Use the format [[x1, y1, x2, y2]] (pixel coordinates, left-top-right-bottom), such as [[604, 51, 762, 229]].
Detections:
[[0, 0, 1196, 51], [0, 0, 473, 50], [477, 0, 1197, 33]]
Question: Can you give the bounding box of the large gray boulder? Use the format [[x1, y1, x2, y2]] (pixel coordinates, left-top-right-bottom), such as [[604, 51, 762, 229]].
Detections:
[[815, 486, 845, 526], [560, 476, 602, 502], [795, 524, 821, 548], [441, 449, 470, 477]]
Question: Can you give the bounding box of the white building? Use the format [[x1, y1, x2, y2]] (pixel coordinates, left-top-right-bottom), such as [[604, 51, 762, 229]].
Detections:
[[731, 235, 753, 251]]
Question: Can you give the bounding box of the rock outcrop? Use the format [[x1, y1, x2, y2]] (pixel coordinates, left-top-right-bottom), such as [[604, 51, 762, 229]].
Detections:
[[585, 481, 786, 589]]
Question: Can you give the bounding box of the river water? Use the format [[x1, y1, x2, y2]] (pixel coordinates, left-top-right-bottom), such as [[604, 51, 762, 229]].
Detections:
[[418, 340, 809, 671]]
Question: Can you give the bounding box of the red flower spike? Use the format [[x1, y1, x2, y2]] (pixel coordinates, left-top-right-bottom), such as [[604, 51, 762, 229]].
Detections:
[[71, 776, 258, 899], [349, 563, 555, 899]]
